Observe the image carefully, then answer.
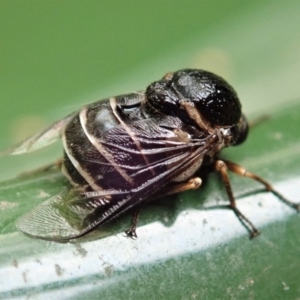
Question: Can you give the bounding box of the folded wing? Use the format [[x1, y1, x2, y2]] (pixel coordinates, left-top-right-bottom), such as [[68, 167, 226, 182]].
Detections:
[[16, 116, 215, 240]]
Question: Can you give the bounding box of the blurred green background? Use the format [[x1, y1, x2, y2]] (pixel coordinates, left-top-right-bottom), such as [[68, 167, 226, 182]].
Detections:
[[0, 1, 300, 299], [1, 1, 300, 178]]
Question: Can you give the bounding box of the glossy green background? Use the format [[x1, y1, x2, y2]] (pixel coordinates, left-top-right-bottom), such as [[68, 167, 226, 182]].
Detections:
[[0, 1, 300, 299]]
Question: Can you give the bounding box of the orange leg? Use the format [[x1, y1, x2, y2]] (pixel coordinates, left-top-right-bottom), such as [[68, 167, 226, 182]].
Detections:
[[223, 160, 300, 211], [215, 159, 299, 238], [215, 160, 260, 238]]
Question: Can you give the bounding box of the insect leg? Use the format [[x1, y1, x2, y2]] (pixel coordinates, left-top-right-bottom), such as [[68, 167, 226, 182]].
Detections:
[[18, 159, 63, 178], [222, 160, 300, 211], [124, 178, 202, 239], [125, 205, 141, 239], [153, 177, 202, 199], [249, 115, 269, 127], [215, 160, 260, 238]]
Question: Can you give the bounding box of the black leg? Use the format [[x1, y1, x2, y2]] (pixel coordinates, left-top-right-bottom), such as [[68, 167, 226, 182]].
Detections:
[[125, 205, 142, 239]]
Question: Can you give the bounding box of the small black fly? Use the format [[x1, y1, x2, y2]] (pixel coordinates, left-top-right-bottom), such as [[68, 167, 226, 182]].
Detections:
[[3, 69, 299, 240]]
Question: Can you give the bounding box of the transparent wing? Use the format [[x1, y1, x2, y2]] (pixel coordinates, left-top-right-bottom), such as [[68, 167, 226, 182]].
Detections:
[[16, 189, 81, 240], [1, 113, 75, 156], [16, 188, 131, 240]]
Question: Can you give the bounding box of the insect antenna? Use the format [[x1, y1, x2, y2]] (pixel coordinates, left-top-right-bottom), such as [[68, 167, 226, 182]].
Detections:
[[249, 115, 269, 128]]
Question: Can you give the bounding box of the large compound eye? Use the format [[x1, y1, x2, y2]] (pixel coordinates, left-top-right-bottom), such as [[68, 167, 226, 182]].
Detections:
[[231, 114, 249, 146]]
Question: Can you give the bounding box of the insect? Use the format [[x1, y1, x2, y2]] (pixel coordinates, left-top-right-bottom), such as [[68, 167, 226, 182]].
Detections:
[[3, 69, 299, 241]]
